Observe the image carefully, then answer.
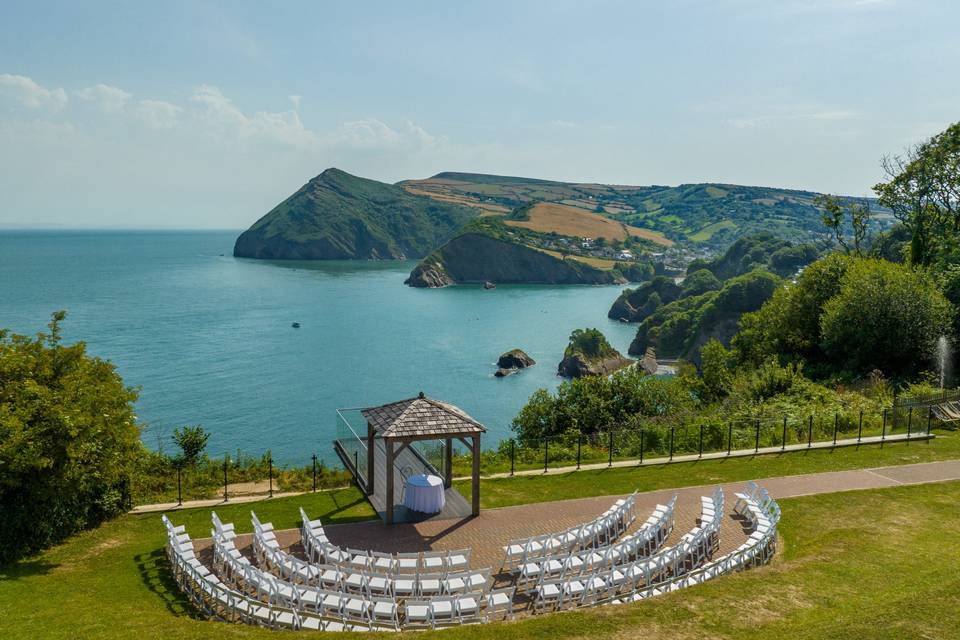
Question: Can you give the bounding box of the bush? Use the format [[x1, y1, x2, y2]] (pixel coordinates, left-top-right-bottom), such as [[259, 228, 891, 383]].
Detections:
[[821, 259, 952, 378], [0, 313, 141, 564]]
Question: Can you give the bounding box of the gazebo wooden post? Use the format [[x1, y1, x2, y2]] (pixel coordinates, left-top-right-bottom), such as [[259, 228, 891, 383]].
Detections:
[[471, 435, 481, 517], [366, 421, 375, 495], [444, 438, 453, 489], [385, 438, 395, 525]]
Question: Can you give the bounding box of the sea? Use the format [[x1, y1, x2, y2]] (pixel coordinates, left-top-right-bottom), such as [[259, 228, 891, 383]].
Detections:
[[0, 230, 639, 464]]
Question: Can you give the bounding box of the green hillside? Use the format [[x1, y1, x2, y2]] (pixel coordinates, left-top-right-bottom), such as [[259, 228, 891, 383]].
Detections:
[[402, 173, 892, 247], [234, 168, 476, 260]]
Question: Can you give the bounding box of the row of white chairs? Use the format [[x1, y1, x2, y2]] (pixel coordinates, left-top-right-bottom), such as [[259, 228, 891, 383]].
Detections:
[[164, 515, 371, 632], [532, 489, 723, 611], [613, 484, 780, 604], [248, 511, 492, 596], [517, 496, 676, 589], [299, 507, 472, 575], [501, 491, 638, 571], [207, 515, 511, 629]]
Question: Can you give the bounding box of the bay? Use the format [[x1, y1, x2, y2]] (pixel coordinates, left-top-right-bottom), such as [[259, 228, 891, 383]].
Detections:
[[0, 230, 638, 463]]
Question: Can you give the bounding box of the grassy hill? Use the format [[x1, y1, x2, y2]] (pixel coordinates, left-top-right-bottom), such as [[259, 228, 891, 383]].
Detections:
[[234, 168, 476, 260], [401, 173, 892, 247]]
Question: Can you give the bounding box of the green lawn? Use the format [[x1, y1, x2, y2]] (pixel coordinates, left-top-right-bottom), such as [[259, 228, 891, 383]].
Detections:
[[2, 436, 959, 639]]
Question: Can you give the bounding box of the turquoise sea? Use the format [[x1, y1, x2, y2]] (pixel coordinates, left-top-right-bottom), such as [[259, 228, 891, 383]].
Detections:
[[0, 230, 639, 463]]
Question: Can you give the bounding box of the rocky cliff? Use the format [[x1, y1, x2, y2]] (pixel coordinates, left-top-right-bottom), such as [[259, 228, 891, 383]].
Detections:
[[405, 232, 625, 287]]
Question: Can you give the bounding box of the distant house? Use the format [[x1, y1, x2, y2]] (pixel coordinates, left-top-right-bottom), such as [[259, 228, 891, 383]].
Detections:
[[616, 250, 633, 260], [581, 237, 593, 248]]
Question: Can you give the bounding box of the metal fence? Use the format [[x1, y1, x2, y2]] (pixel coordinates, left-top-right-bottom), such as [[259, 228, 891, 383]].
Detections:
[[484, 406, 938, 476]]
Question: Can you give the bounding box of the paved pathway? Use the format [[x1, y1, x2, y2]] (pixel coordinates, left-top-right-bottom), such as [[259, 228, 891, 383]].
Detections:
[[193, 458, 960, 576], [132, 431, 929, 514]]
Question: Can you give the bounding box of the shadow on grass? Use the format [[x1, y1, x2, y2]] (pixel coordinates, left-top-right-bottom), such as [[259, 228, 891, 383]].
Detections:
[[0, 559, 60, 580], [135, 548, 199, 618]]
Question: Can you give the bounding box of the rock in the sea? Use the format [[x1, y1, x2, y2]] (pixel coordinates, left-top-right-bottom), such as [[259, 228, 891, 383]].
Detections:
[[494, 368, 516, 377], [497, 349, 536, 370], [405, 258, 455, 288], [483, 281, 496, 290], [557, 353, 634, 378], [557, 328, 633, 378]]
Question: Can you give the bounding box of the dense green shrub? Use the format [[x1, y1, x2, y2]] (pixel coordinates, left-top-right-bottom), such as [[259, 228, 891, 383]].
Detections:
[[821, 259, 952, 377], [0, 313, 141, 564], [564, 328, 618, 359]]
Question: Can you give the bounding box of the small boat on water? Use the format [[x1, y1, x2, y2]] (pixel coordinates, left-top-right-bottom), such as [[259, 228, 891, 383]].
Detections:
[[291, 322, 301, 329]]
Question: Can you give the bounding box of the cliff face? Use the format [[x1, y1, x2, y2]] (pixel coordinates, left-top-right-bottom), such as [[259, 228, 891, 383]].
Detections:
[[405, 233, 624, 287], [557, 353, 634, 378], [234, 168, 475, 260]]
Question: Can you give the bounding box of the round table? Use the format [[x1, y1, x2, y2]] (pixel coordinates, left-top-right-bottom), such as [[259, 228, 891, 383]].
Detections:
[[403, 474, 445, 514]]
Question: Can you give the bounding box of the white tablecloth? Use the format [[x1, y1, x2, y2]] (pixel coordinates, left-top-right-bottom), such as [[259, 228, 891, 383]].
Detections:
[[403, 474, 445, 514]]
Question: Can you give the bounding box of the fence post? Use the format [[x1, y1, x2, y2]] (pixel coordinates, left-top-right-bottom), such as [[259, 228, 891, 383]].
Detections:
[[727, 424, 732, 455], [639, 428, 645, 464], [807, 415, 813, 448], [510, 439, 515, 476], [754, 419, 760, 453], [268, 454, 273, 499], [608, 431, 614, 467], [223, 455, 229, 502], [354, 450, 359, 478], [928, 406, 933, 437], [882, 409, 887, 442], [698, 425, 704, 458], [177, 464, 182, 507], [832, 414, 838, 446], [781, 416, 787, 451], [544, 437, 549, 473], [907, 407, 913, 439], [857, 411, 863, 443], [669, 427, 675, 461], [312, 454, 317, 492], [577, 432, 582, 470]]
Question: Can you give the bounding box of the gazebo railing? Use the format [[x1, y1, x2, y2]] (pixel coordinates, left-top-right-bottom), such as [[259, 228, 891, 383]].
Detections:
[[334, 408, 369, 488]]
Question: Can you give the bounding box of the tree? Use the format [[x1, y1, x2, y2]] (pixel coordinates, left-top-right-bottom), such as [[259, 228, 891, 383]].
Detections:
[[0, 312, 141, 563], [874, 122, 960, 266], [700, 339, 733, 401], [172, 425, 210, 467], [733, 253, 853, 367], [820, 259, 952, 378], [816, 194, 871, 256]]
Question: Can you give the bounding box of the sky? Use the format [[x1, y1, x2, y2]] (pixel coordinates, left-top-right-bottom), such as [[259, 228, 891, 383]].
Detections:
[[0, 0, 958, 229]]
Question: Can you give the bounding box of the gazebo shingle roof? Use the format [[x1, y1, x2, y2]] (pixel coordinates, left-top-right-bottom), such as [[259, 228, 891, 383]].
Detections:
[[361, 392, 486, 440]]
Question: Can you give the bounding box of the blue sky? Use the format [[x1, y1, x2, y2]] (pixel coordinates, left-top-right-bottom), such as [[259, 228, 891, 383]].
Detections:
[[1, 0, 957, 228]]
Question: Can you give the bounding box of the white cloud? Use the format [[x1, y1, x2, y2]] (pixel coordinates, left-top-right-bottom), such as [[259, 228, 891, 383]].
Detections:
[[134, 100, 182, 129], [0, 74, 68, 111], [332, 119, 442, 151], [288, 94, 302, 109], [190, 84, 316, 146], [75, 83, 132, 113]]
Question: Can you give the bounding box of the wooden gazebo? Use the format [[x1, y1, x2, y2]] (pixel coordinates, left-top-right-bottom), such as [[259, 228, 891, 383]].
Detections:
[[361, 392, 486, 524]]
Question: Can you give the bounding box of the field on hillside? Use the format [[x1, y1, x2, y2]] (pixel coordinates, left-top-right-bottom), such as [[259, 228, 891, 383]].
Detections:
[[537, 247, 619, 269], [505, 202, 673, 246]]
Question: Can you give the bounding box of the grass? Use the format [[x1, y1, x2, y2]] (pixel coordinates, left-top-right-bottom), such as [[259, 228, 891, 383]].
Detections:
[[689, 219, 738, 242], [0, 487, 375, 640], [455, 430, 960, 509], [2, 476, 959, 638]]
